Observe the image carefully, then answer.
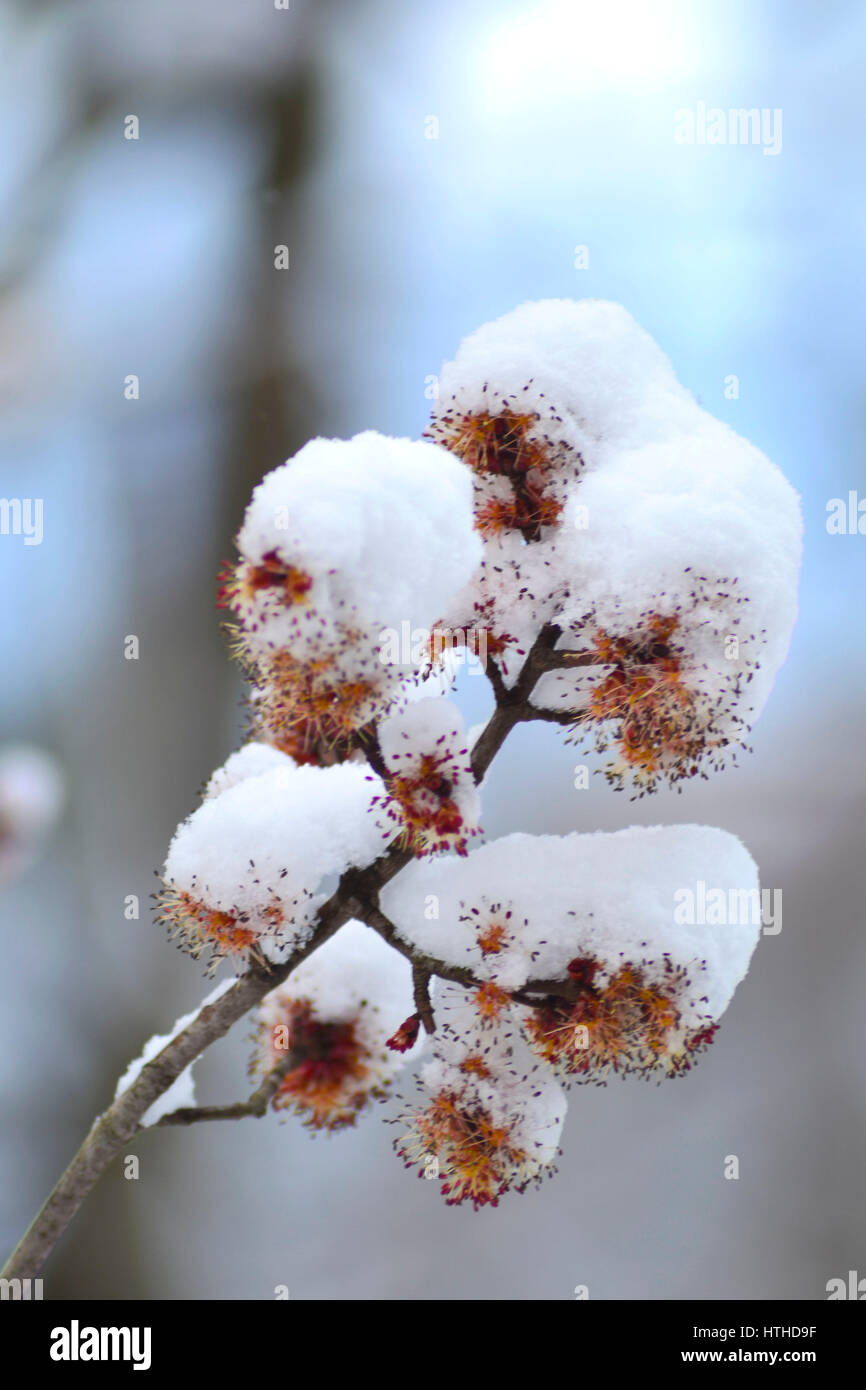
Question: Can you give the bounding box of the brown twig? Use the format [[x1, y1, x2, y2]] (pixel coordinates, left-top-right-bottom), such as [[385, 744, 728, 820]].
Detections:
[[521, 704, 584, 726], [354, 722, 390, 781], [154, 1049, 300, 1127], [471, 623, 562, 780], [531, 648, 600, 671], [411, 965, 437, 1035], [359, 901, 577, 1006]]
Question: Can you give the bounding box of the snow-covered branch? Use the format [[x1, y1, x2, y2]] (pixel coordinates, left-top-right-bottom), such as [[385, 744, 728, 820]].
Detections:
[[3, 296, 801, 1261]]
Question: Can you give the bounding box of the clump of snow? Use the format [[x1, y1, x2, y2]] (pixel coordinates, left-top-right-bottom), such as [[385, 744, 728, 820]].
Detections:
[[233, 430, 481, 665], [225, 431, 483, 758], [373, 697, 481, 855], [265, 920, 416, 1034], [395, 982, 565, 1207], [431, 298, 700, 476], [163, 762, 393, 962], [539, 424, 802, 740], [115, 977, 236, 1127], [382, 824, 762, 1028], [430, 540, 565, 686], [203, 742, 296, 800], [426, 299, 801, 785], [253, 920, 422, 1128]]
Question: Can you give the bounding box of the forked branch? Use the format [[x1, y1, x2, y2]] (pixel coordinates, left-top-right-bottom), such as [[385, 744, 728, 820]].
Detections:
[[1, 624, 575, 1281]]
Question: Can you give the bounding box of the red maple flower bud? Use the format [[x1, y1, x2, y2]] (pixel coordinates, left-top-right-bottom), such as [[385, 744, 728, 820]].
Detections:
[[386, 1014, 422, 1053]]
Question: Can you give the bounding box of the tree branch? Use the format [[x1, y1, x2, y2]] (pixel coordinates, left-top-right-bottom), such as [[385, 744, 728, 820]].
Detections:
[[0, 892, 358, 1280], [358, 901, 578, 1008], [531, 648, 599, 671], [354, 722, 390, 781], [1, 620, 581, 1281], [471, 623, 563, 780], [521, 704, 584, 726], [153, 1049, 300, 1127], [411, 965, 436, 1035]]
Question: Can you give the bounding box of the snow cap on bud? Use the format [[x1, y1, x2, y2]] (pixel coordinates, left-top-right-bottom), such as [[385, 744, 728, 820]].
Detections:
[[252, 920, 422, 1129], [234, 431, 480, 643], [395, 985, 565, 1208], [159, 763, 390, 970], [222, 431, 481, 763], [432, 299, 696, 461], [532, 427, 802, 791], [373, 696, 481, 856], [203, 742, 296, 800], [428, 299, 698, 546], [383, 823, 763, 1079], [426, 301, 800, 763]]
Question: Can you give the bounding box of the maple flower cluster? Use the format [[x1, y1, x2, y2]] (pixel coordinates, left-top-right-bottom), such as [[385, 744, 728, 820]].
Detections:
[[395, 984, 565, 1210], [159, 755, 386, 968], [222, 430, 481, 764], [250, 921, 422, 1130], [158, 432, 482, 969], [373, 698, 481, 856], [382, 823, 761, 1203], [150, 299, 800, 1208], [428, 299, 801, 793]]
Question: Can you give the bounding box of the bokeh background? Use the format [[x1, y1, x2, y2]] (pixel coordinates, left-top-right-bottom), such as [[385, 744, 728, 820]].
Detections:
[[1, 0, 863, 1299]]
